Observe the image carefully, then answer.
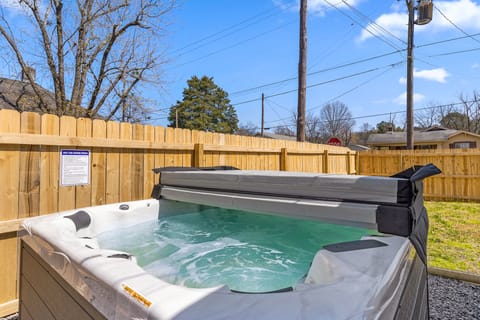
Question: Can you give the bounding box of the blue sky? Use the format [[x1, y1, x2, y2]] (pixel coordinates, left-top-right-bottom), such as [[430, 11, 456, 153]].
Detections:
[[150, 0, 480, 131], [1, 0, 479, 132]]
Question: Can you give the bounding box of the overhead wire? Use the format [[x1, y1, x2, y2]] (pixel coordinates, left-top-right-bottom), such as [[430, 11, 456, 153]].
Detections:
[[322, 0, 404, 51], [233, 61, 403, 106], [167, 20, 297, 69], [230, 50, 404, 96], [256, 100, 478, 131], [434, 5, 480, 46], [340, 0, 406, 45], [170, 5, 293, 55]]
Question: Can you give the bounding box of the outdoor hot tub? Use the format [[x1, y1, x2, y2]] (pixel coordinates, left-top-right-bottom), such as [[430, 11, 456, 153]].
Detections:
[[19, 165, 440, 320]]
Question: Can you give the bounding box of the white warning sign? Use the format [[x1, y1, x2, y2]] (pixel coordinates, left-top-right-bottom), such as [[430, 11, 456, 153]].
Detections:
[[60, 149, 90, 186]]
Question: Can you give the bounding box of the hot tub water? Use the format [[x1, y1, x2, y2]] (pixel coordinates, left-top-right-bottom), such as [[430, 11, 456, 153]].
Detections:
[[97, 203, 373, 293]]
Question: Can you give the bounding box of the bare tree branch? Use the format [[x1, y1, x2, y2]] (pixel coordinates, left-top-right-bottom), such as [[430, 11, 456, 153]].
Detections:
[[0, 21, 49, 112]]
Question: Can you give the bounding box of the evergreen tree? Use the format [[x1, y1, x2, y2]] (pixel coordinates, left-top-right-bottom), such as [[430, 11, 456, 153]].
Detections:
[[168, 76, 239, 133]]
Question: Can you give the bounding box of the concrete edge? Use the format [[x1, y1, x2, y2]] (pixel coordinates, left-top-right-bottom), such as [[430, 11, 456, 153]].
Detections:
[[428, 266, 480, 285]]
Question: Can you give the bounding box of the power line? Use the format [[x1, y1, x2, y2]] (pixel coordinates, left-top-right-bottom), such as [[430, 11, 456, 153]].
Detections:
[[173, 9, 288, 57], [429, 47, 480, 58], [340, 0, 406, 45], [171, 6, 286, 55], [233, 61, 403, 106], [416, 31, 480, 48], [167, 20, 296, 69], [230, 50, 404, 96], [322, 0, 404, 51], [230, 31, 480, 98], [259, 100, 478, 131], [263, 66, 401, 125], [434, 6, 480, 46]]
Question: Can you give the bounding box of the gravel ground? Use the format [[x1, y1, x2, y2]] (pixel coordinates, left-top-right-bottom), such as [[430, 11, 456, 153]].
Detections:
[[2, 275, 478, 320], [429, 275, 480, 319]]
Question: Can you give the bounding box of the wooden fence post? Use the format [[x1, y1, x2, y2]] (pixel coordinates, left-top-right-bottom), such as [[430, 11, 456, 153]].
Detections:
[[346, 151, 351, 174], [355, 152, 360, 175], [324, 150, 329, 173], [280, 148, 288, 171], [194, 143, 204, 167]]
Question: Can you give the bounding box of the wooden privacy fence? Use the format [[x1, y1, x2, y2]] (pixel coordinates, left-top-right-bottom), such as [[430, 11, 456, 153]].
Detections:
[[0, 109, 354, 315], [358, 149, 480, 201]]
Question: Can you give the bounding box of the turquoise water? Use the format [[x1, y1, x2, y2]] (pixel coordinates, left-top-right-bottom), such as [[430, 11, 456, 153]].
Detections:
[[97, 203, 373, 293]]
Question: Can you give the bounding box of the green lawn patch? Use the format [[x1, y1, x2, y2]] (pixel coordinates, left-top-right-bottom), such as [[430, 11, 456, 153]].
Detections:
[[426, 201, 480, 274]]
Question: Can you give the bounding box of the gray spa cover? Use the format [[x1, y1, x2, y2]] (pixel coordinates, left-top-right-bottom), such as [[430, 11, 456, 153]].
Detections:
[[159, 170, 412, 205]]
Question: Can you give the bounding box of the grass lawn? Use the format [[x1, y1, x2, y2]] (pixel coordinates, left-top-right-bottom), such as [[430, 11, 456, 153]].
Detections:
[[426, 201, 480, 274]]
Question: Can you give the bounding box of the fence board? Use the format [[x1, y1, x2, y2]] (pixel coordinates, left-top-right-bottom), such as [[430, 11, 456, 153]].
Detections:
[[164, 127, 175, 167], [120, 122, 133, 202], [132, 124, 144, 201], [19, 112, 41, 218], [106, 121, 120, 204], [58, 116, 77, 211], [143, 125, 155, 199], [358, 149, 480, 201], [0, 110, 20, 221], [75, 118, 92, 208], [91, 120, 106, 206], [0, 110, 20, 310], [39, 114, 59, 215]]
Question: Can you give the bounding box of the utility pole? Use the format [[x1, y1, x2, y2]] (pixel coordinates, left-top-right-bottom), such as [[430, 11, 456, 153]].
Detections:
[[406, 0, 433, 149], [261, 93, 265, 137], [406, 0, 415, 150], [297, 0, 307, 142], [175, 108, 179, 128]]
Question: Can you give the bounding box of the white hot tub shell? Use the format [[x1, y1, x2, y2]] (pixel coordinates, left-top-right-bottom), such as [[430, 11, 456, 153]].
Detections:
[[19, 165, 439, 320]]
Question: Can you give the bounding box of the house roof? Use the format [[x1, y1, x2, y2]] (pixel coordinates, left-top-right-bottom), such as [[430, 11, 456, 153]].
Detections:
[[259, 132, 297, 141], [347, 144, 370, 151], [367, 127, 480, 145], [0, 77, 56, 112], [0, 77, 94, 117]]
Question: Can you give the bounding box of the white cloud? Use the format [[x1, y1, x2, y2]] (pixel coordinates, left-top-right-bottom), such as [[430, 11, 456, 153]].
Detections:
[[393, 92, 425, 105], [414, 68, 450, 83], [308, 0, 363, 16], [473, 63, 480, 69], [399, 68, 449, 84], [0, 0, 28, 13], [359, 12, 406, 42], [359, 0, 480, 42], [273, 0, 363, 16]]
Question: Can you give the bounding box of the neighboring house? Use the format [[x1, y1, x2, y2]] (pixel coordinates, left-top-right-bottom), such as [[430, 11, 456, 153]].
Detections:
[[0, 71, 91, 117], [347, 144, 370, 151], [257, 132, 297, 141], [367, 126, 480, 150], [0, 77, 56, 112]]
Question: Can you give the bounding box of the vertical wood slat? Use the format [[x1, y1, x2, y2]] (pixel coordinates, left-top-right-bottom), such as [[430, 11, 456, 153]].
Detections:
[[194, 144, 204, 168], [164, 127, 175, 167], [19, 112, 41, 218], [58, 116, 77, 211], [75, 118, 92, 208], [280, 148, 288, 171], [91, 120, 106, 206], [106, 121, 120, 204], [0, 109, 21, 220], [39, 114, 59, 215], [0, 110, 21, 307], [323, 150, 329, 173], [132, 124, 144, 201], [143, 125, 155, 200], [119, 123, 132, 202]]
